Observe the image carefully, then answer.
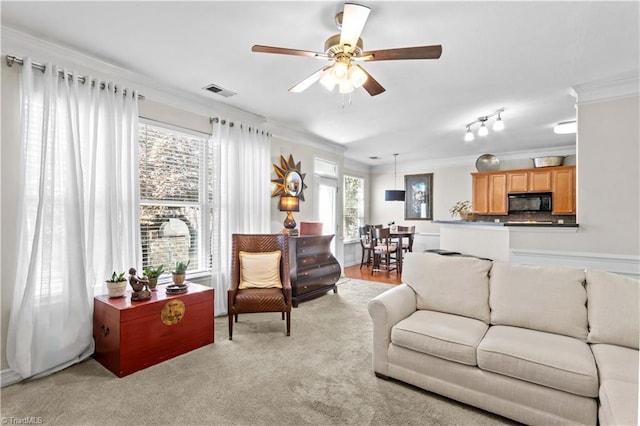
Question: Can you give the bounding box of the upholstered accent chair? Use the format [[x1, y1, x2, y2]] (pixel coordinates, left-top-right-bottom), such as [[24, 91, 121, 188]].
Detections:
[[228, 234, 291, 340]]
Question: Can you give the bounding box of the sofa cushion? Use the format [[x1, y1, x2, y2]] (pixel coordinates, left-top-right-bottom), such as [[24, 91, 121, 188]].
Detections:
[[590, 343, 639, 383], [402, 253, 492, 323], [477, 326, 598, 397], [598, 380, 639, 426], [489, 262, 588, 340], [391, 310, 489, 366], [586, 269, 639, 349]]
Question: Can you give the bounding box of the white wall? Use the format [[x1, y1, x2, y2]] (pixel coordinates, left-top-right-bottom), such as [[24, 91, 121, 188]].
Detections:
[[510, 94, 640, 259], [268, 133, 347, 269], [370, 164, 475, 233]]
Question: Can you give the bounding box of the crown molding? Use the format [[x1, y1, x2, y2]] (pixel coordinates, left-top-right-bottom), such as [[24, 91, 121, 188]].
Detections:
[[343, 158, 371, 174], [266, 121, 347, 156], [571, 71, 640, 104], [370, 145, 576, 174], [1, 26, 266, 125]]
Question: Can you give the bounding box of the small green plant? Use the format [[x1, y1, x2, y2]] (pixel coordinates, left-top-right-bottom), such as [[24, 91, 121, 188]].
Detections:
[[143, 264, 165, 278], [173, 261, 190, 274], [449, 201, 472, 218], [388, 220, 395, 226], [107, 271, 126, 282]]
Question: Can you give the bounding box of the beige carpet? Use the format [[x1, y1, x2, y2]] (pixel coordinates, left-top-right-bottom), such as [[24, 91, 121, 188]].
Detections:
[[1, 279, 515, 425]]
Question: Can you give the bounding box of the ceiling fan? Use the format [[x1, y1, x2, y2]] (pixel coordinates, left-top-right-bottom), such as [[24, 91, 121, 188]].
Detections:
[[251, 3, 442, 96]]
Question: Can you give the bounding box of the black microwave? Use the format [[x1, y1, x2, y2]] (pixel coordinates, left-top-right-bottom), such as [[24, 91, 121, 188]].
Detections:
[[508, 192, 552, 212]]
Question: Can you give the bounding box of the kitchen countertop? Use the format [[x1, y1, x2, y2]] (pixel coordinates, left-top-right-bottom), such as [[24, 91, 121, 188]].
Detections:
[[435, 220, 579, 227]]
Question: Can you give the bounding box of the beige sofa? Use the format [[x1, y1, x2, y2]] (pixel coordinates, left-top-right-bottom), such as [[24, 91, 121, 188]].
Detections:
[[368, 253, 639, 425]]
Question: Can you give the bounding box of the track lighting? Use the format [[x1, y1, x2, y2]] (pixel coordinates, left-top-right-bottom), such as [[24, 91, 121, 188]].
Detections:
[[464, 108, 505, 141]]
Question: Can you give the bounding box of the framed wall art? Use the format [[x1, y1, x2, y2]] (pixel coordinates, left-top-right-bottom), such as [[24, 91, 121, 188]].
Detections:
[[404, 173, 433, 220]]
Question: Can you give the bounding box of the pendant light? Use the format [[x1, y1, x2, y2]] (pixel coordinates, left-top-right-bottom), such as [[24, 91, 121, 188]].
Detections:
[[384, 154, 406, 201]]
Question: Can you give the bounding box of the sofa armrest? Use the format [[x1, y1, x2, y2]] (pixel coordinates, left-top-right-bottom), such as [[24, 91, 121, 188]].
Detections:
[[367, 284, 417, 376]]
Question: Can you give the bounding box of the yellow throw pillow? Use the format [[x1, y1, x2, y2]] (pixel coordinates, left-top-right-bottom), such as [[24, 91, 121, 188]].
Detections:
[[239, 251, 282, 289]]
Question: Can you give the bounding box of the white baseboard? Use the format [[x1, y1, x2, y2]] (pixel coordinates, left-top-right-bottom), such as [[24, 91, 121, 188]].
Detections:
[[510, 249, 640, 278], [1, 368, 22, 387]]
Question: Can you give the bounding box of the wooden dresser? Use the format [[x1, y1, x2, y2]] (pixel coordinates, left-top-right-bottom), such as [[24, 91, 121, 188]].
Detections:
[[93, 282, 214, 377], [289, 234, 341, 307]]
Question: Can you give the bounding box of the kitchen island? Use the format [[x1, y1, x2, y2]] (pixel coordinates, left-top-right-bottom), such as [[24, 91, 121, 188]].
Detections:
[[435, 221, 579, 262]]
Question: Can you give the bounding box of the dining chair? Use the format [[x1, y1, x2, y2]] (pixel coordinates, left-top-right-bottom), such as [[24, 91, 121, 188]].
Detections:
[[228, 233, 291, 340], [396, 225, 416, 253], [359, 225, 373, 269], [371, 227, 398, 274]]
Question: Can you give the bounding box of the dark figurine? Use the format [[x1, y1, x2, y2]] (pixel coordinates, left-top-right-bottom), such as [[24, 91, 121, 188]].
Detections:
[[129, 267, 151, 301]]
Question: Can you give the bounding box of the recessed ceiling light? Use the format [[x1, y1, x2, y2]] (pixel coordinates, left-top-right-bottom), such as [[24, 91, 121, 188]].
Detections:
[[369, 156, 380, 160]]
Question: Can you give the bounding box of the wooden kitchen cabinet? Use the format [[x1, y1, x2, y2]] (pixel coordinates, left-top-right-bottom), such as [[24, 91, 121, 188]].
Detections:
[[472, 172, 507, 215], [552, 166, 576, 214], [472, 174, 489, 214], [473, 165, 575, 216], [507, 169, 552, 193]]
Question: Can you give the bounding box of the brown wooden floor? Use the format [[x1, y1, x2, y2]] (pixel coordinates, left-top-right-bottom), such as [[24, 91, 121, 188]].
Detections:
[[344, 264, 402, 285]]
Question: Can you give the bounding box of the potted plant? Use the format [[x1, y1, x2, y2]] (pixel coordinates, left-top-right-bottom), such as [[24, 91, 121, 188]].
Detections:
[[106, 271, 127, 298], [388, 221, 397, 232], [172, 260, 190, 285], [449, 200, 475, 221], [143, 264, 164, 291]]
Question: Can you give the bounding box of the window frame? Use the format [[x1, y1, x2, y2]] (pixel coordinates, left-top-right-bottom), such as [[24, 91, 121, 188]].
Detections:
[[138, 118, 213, 279], [343, 174, 365, 243]]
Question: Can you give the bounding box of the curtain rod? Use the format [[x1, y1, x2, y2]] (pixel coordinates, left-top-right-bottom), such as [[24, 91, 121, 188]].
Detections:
[[210, 117, 271, 137], [5, 54, 145, 100]]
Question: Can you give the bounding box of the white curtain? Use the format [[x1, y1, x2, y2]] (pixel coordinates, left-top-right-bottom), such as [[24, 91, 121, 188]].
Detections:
[[210, 119, 271, 316], [6, 58, 139, 381]]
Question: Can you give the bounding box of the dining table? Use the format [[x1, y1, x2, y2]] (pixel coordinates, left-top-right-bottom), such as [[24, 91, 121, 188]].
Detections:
[[389, 230, 415, 274]]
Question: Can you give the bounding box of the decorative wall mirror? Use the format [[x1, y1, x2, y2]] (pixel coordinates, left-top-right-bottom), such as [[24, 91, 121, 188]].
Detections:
[[271, 154, 307, 201]]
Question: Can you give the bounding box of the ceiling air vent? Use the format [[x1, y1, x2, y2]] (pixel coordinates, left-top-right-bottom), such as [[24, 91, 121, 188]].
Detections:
[[203, 84, 237, 98]]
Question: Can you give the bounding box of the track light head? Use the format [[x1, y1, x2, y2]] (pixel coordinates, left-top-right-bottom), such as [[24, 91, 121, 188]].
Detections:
[[493, 113, 504, 131], [464, 126, 474, 142], [478, 121, 489, 136]]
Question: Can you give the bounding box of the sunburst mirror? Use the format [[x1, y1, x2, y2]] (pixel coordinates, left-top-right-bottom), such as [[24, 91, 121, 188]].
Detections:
[[271, 154, 307, 201]]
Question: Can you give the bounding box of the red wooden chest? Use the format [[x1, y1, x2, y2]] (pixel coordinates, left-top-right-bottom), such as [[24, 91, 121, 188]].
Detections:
[[93, 282, 214, 377]]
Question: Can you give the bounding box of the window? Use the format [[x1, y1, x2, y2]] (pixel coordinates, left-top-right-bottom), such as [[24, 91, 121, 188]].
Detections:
[[343, 175, 365, 241], [138, 122, 213, 275]]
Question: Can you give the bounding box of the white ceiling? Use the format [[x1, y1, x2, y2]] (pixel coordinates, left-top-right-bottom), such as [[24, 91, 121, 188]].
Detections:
[[2, 1, 638, 168]]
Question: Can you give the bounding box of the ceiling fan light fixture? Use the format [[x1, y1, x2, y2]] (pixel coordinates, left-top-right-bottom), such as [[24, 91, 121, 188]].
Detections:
[[332, 60, 349, 81], [320, 71, 337, 91], [348, 65, 368, 88], [339, 79, 354, 94]]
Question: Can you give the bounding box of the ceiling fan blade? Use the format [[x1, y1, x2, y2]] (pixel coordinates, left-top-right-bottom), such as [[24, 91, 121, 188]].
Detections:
[[289, 66, 332, 93], [339, 3, 371, 53], [361, 45, 443, 61], [358, 66, 385, 96], [252, 45, 327, 59]]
